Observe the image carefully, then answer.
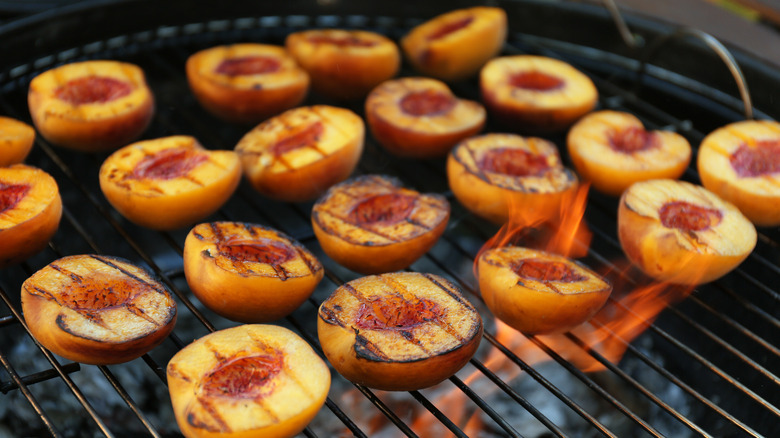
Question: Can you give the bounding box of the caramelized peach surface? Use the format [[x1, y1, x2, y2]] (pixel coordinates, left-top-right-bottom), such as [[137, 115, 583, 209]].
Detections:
[[28, 60, 154, 151], [447, 133, 578, 224], [99, 135, 241, 230], [401, 6, 507, 81], [21, 254, 176, 365], [618, 179, 756, 285], [0, 116, 36, 166], [235, 105, 364, 202], [317, 272, 482, 391], [567, 110, 691, 196], [183, 222, 324, 323], [167, 324, 330, 438], [697, 119, 780, 226], [311, 174, 450, 274], [286, 29, 400, 100], [478, 246, 611, 334], [480, 55, 597, 132], [365, 77, 485, 158], [0, 164, 62, 267]]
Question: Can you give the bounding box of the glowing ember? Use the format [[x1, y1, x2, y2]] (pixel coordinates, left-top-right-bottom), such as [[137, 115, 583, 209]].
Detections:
[[203, 353, 283, 398]]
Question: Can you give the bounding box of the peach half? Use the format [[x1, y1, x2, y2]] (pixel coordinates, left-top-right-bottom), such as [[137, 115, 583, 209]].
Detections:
[[618, 179, 756, 285], [186, 43, 310, 124], [401, 6, 507, 81], [28, 60, 154, 152], [318, 272, 482, 391], [477, 246, 611, 334], [21, 254, 176, 365], [311, 174, 450, 274], [447, 133, 579, 224], [0, 116, 36, 166], [365, 77, 486, 158], [99, 135, 241, 231], [285, 29, 400, 100], [0, 164, 62, 267], [567, 110, 691, 196], [480, 55, 598, 132], [697, 119, 780, 226], [167, 324, 330, 438], [235, 105, 364, 202], [183, 222, 324, 323]]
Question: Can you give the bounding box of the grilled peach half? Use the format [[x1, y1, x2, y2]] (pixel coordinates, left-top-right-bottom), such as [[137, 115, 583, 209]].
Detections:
[[365, 77, 486, 158], [167, 324, 330, 438], [285, 29, 400, 100], [480, 55, 597, 132], [235, 105, 364, 202], [0, 164, 62, 267], [312, 175, 450, 274], [401, 6, 507, 81], [183, 222, 324, 323], [99, 135, 241, 230], [477, 246, 611, 334], [28, 60, 154, 152], [318, 272, 482, 391], [567, 110, 691, 196], [447, 133, 578, 224], [21, 254, 176, 365], [0, 116, 35, 166], [697, 120, 780, 226], [618, 179, 756, 285], [186, 43, 309, 124]]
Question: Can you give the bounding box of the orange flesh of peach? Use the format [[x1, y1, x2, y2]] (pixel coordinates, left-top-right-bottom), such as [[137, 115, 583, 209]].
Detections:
[[131, 148, 208, 180], [217, 238, 295, 265], [215, 56, 281, 76], [0, 183, 30, 213], [659, 201, 722, 231], [203, 352, 283, 399], [348, 193, 416, 225], [271, 122, 323, 156], [509, 71, 564, 91], [306, 34, 377, 47], [355, 295, 442, 330], [478, 147, 551, 176], [399, 90, 456, 116], [427, 16, 474, 41], [610, 127, 659, 153], [512, 258, 587, 283], [730, 140, 780, 177], [54, 76, 133, 104], [58, 273, 136, 311]]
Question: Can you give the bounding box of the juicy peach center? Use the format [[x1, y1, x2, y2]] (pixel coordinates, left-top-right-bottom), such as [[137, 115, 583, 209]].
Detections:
[[729, 140, 780, 178], [202, 353, 284, 399], [356, 295, 443, 330], [512, 258, 587, 283], [427, 16, 474, 41], [215, 56, 281, 76], [509, 71, 564, 91], [217, 238, 295, 265], [272, 122, 324, 156], [54, 76, 133, 105], [132, 148, 208, 180], [59, 276, 135, 311], [349, 193, 416, 225], [660, 201, 723, 231], [609, 127, 659, 153], [399, 90, 456, 117], [306, 34, 377, 47], [478, 148, 551, 176], [0, 182, 30, 214]]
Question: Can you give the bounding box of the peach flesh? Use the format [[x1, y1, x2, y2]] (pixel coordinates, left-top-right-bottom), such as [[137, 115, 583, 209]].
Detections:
[[306, 34, 377, 47], [216, 239, 295, 265], [131, 148, 208, 180], [509, 71, 564, 91], [659, 201, 723, 231], [399, 90, 456, 117], [355, 295, 443, 330], [202, 352, 284, 399], [348, 193, 416, 225], [511, 259, 587, 283], [0, 183, 29, 213], [59, 274, 134, 310], [610, 127, 659, 153], [54, 76, 132, 104], [215, 56, 281, 76], [730, 140, 780, 178], [479, 147, 551, 176], [272, 122, 324, 156], [427, 16, 475, 41]]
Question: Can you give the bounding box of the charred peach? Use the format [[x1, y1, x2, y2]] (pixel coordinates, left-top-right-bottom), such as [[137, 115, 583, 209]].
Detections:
[[235, 105, 364, 202], [477, 246, 611, 334], [480, 55, 597, 132], [0, 116, 35, 166], [99, 136, 241, 230], [365, 77, 486, 158], [28, 60, 154, 152], [698, 120, 780, 226], [21, 254, 176, 365], [0, 164, 62, 267], [401, 6, 507, 81], [318, 272, 482, 391], [447, 133, 578, 224], [567, 110, 691, 196], [312, 175, 449, 274], [186, 43, 309, 124], [285, 29, 400, 100], [618, 179, 756, 285], [167, 324, 330, 438], [183, 222, 324, 323]]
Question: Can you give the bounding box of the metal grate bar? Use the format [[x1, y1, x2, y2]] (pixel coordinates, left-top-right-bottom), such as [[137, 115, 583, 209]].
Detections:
[[97, 366, 162, 438], [447, 374, 523, 438], [409, 390, 469, 438]]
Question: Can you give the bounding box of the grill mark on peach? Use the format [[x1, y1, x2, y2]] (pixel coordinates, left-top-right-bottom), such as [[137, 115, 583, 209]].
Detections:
[[90, 255, 169, 296], [353, 332, 393, 362], [167, 363, 191, 382], [292, 246, 319, 277], [125, 302, 160, 325], [56, 310, 110, 332], [461, 145, 492, 184], [190, 396, 231, 433], [319, 305, 347, 328], [316, 209, 405, 244]]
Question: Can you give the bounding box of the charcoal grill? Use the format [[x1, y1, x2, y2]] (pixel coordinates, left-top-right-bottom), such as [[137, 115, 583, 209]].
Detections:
[[1, 0, 779, 437]]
